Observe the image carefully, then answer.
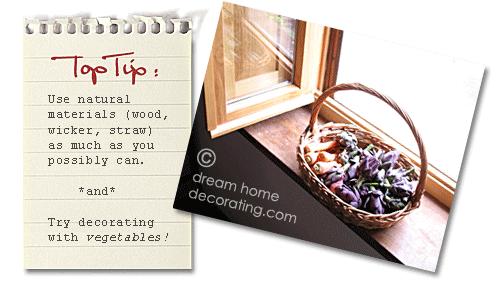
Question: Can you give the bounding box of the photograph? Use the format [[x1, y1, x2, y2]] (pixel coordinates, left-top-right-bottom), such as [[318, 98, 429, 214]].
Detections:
[[174, 1, 484, 272]]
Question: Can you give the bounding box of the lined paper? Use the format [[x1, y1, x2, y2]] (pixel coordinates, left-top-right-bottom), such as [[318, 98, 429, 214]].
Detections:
[[23, 17, 192, 269]]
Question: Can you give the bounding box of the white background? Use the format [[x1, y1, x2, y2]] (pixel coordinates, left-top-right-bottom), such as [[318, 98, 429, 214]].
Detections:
[[6, 0, 498, 279]]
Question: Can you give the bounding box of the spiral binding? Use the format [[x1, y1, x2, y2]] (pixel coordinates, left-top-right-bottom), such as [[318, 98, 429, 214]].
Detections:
[[24, 16, 191, 35]]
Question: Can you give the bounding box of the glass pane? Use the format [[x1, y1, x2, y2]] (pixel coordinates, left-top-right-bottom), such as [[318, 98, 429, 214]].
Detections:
[[222, 3, 297, 104]]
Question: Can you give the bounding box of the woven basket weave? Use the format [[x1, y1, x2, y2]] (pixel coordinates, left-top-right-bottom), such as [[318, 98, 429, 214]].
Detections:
[[297, 83, 428, 229]]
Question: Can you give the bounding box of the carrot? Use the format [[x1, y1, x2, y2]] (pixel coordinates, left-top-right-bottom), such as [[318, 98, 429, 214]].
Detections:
[[304, 141, 338, 153], [318, 151, 337, 162], [312, 161, 340, 175], [304, 152, 320, 165]]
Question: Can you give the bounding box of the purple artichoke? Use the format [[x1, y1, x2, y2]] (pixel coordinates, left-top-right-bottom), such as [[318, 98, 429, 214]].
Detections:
[[359, 153, 381, 179], [328, 177, 344, 192], [380, 151, 401, 171], [390, 178, 413, 197], [334, 184, 362, 208], [338, 131, 358, 148], [375, 168, 386, 183], [358, 185, 370, 198], [364, 190, 386, 214], [386, 167, 405, 183], [384, 195, 407, 210], [347, 162, 360, 179], [324, 167, 344, 187], [344, 177, 358, 187]]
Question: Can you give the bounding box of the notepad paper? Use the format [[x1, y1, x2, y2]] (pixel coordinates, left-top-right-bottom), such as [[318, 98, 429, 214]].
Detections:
[[23, 16, 192, 269]]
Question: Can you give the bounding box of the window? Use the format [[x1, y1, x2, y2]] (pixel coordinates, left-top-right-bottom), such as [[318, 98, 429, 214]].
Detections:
[[224, 5, 297, 103], [204, 2, 329, 137], [203, 3, 483, 208]]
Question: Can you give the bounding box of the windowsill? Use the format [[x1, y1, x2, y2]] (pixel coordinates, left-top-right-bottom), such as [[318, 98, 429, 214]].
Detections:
[[243, 105, 449, 272]]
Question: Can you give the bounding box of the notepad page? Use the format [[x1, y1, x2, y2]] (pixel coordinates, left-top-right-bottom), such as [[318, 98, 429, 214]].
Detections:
[[23, 17, 191, 269]]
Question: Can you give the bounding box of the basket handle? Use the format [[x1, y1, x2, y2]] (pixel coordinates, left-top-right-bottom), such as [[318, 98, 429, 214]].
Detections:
[[309, 83, 428, 205]]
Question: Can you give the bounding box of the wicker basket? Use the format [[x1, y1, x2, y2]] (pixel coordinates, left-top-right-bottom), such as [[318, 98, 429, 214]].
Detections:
[[297, 83, 428, 229]]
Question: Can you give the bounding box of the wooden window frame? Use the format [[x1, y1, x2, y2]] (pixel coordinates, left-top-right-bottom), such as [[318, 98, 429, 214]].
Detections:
[[204, 7, 327, 138]]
